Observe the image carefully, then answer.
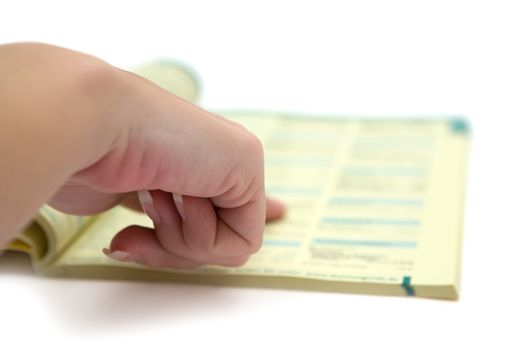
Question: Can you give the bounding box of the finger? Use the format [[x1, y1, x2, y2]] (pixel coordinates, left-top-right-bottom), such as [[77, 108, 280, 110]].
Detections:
[[136, 93, 268, 251], [105, 225, 201, 268], [118, 191, 282, 265], [104, 224, 251, 268], [266, 197, 286, 222], [122, 192, 285, 222], [148, 190, 257, 262]]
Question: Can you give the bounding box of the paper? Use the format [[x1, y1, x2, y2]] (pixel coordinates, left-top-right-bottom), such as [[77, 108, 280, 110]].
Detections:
[[51, 113, 467, 297]]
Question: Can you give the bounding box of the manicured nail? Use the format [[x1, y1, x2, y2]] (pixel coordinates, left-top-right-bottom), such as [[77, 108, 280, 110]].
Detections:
[[103, 248, 131, 262], [138, 190, 161, 225], [172, 193, 186, 222]]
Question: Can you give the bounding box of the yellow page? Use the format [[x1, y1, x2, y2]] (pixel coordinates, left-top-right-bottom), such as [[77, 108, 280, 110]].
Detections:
[[53, 113, 467, 298], [34, 206, 96, 263], [8, 222, 48, 258], [6, 205, 95, 262], [132, 60, 200, 103]]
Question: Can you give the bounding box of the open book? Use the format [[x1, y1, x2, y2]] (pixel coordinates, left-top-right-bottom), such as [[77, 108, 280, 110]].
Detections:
[[4, 61, 469, 300]]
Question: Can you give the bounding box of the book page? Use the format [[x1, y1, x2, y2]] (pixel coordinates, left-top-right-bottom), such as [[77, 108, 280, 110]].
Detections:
[[7, 205, 95, 262], [33, 206, 96, 263], [132, 60, 200, 103], [7, 222, 48, 259], [54, 113, 468, 294]]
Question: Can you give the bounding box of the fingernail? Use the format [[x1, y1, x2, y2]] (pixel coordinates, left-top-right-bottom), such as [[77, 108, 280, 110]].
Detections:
[[103, 248, 131, 262], [172, 193, 186, 222], [138, 190, 161, 225]]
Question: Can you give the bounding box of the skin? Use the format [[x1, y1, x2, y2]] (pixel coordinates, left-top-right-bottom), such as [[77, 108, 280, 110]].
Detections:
[[0, 42, 285, 269]]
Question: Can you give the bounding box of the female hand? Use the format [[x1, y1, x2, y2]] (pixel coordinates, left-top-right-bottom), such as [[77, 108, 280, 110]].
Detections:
[[0, 43, 285, 268]]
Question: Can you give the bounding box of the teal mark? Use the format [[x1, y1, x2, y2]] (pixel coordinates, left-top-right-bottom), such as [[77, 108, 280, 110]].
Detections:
[[449, 118, 469, 134], [263, 239, 302, 247], [402, 276, 415, 296], [328, 197, 423, 206], [312, 238, 417, 248], [321, 217, 421, 227]]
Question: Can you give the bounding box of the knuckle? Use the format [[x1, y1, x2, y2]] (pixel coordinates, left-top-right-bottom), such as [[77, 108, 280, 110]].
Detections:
[[250, 134, 264, 162], [239, 130, 264, 163]]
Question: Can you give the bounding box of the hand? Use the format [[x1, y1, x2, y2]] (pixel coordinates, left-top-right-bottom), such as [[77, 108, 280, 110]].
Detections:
[[0, 43, 285, 267]]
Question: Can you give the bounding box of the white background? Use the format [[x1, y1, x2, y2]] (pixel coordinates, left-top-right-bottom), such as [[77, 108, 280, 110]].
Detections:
[[1, 0, 524, 348]]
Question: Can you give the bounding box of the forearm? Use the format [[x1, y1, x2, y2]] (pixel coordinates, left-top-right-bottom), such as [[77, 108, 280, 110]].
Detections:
[[0, 43, 124, 245]]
